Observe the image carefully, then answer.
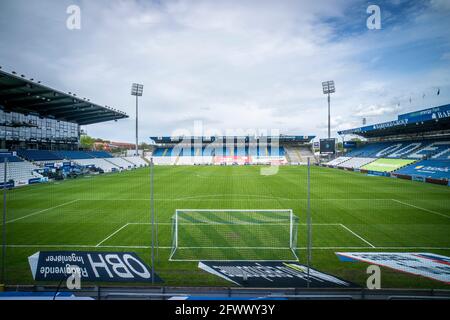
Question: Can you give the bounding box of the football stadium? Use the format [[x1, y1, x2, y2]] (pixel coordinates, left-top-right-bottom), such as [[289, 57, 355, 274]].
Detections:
[[0, 0, 449, 305]]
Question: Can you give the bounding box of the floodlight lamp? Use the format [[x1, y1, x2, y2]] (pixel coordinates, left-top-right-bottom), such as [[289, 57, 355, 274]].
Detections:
[[131, 83, 144, 96], [322, 80, 335, 94]]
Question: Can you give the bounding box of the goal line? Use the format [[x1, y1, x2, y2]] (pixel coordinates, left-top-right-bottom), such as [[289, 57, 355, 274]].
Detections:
[[169, 209, 299, 261]]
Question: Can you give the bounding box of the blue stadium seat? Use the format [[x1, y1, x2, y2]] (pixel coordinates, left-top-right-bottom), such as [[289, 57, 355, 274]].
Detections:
[[395, 159, 450, 180], [407, 141, 450, 160], [17, 150, 62, 161], [53, 151, 93, 160], [0, 154, 23, 162], [347, 140, 450, 160], [88, 151, 113, 158]]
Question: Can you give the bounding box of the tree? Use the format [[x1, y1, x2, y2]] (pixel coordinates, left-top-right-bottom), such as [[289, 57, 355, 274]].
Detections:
[[80, 135, 95, 150], [139, 142, 151, 150]]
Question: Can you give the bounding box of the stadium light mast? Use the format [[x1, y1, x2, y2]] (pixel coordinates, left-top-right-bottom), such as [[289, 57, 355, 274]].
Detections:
[[322, 80, 335, 139], [131, 83, 144, 156]]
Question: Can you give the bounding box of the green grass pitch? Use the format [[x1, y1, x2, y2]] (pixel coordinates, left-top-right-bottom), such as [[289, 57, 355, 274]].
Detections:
[[1, 165, 449, 288]]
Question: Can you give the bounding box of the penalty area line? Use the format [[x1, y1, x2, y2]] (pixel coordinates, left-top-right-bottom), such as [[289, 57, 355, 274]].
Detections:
[[340, 224, 376, 248], [95, 223, 130, 247], [391, 199, 450, 219], [2, 199, 79, 225]]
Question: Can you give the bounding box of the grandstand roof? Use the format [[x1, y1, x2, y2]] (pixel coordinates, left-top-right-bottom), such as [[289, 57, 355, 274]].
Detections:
[[338, 104, 450, 138], [150, 135, 316, 144], [0, 69, 128, 125]]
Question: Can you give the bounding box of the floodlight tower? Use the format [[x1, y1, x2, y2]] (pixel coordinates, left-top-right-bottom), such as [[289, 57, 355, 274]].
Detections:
[[131, 83, 144, 156], [322, 80, 335, 139]]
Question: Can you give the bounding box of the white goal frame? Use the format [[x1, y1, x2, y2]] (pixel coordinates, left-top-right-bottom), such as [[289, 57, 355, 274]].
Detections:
[[169, 209, 299, 261]]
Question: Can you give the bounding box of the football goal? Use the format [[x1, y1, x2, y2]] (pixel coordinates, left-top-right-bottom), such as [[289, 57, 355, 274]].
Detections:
[[169, 209, 299, 261]]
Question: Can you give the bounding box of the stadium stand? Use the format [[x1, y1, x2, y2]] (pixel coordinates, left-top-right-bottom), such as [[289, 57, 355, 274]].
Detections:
[[75, 158, 120, 173], [122, 156, 148, 167], [0, 160, 43, 185], [149, 136, 316, 165], [360, 158, 416, 172], [0, 153, 23, 163], [106, 157, 135, 170], [284, 145, 316, 164], [394, 159, 450, 180], [335, 104, 450, 185], [339, 157, 376, 169], [325, 156, 351, 166], [152, 156, 177, 166], [89, 151, 114, 158], [406, 140, 450, 160], [17, 149, 63, 161], [13, 149, 148, 173], [0, 69, 131, 187], [52, 151, 93, 160]]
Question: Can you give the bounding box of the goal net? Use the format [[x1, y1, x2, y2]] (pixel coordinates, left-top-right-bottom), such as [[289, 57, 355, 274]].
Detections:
[[169, 209, 299, 261]]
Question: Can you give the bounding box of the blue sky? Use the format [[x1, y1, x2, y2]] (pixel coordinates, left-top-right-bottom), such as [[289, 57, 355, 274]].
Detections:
[[0, 0, 449, 142]]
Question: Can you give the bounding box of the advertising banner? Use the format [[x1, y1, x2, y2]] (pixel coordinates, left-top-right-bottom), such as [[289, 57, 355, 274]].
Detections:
[[199, 261, 356, 288], [28, 251, 162, 283], [336, 252, 450, 283]]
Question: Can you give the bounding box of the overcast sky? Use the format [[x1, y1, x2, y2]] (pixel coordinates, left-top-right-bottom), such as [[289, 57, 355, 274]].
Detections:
[[0, 0, 449, 142]]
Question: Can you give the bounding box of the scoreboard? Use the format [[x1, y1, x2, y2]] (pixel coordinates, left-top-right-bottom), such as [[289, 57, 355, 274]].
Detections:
[[320, 138, 336, 154]]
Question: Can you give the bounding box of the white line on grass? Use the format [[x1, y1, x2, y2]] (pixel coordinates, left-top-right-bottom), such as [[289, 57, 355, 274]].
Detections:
[[177, 246, 291, 250], [127, 222, 341, 226], [5, 245, 450, 250], [2, 199, 79, 225], [340, 224, 376, 248], [95, 223, 130, 247], [75, 198, 394, 201], [391, 199, 450, 219]]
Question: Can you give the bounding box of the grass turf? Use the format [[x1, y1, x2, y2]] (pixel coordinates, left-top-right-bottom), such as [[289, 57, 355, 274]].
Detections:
[[1, 165, 449, 288]]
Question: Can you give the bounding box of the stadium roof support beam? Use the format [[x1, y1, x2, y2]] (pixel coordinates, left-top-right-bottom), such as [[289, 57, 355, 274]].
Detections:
[[68, 111, 117, 121], [79, 115, 125, 125], [0, 90, 53, 101], [0, 83, 32, 93], [63, 111, 113, 121], [3, 96, 71, 109], [0, 69, 128, 125], [49, 108, 101, 118]]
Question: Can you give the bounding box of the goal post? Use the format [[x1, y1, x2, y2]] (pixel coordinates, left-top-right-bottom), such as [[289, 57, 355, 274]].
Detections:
[[169, 209, 299, 261]]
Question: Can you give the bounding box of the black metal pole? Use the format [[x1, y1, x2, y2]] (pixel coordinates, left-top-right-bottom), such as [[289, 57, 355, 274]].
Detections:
[[1, 158, 7, 284], [135, 95, 139, 157], [150, 157, 155, 284], [306, 157, 311, 288], [328, 93, 331, 139]]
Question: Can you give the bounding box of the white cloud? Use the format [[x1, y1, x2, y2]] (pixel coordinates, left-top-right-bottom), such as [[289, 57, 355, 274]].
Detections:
[[354, 104, 402, 117], [0, 0, 449, 143]]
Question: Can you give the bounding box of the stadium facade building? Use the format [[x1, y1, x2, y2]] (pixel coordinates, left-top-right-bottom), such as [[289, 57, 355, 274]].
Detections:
[[0, 68, 128, 150], [149, 135, 317, 165], [326, 104, 450, 186], [0, 69, 149, 187]]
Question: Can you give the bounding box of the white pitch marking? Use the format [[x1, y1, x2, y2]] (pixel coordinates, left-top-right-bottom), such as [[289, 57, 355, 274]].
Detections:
[[2, 199, 79, 225], [391, 199, 450, 219], [127, 222, 341, 226], [5, 245, 450, 250], [340, 224, 376, 248], [75, 198, 394, 201], [95, 223, 130, 247]]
